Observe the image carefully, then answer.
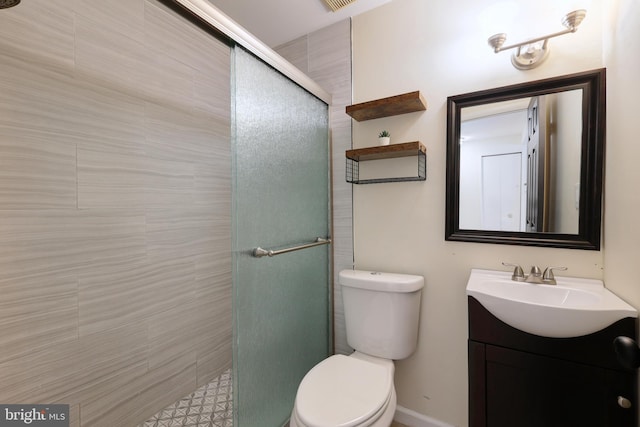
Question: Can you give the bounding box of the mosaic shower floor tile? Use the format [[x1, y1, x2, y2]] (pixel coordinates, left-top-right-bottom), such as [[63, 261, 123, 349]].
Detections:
[[141, 369, 232, 427]]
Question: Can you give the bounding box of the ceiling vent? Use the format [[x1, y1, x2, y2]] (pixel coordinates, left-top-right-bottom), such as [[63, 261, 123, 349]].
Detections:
[[324, 0, 357, 12]]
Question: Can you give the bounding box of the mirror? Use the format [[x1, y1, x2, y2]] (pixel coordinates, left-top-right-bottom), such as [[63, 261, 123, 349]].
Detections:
[[446, 69, 605, 250]]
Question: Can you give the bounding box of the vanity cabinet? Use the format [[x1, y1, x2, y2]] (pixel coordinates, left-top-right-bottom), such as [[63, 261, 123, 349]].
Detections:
[[468, 297, 637, 427]]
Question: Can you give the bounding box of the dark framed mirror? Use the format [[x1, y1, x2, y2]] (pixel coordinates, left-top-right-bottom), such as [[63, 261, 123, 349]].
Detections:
[[445, 69, 605, 250]]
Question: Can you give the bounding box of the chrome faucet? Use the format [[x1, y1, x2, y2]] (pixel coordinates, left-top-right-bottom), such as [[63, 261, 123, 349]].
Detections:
[[502, 263, 567, 285], [525, 265, 543, 284]]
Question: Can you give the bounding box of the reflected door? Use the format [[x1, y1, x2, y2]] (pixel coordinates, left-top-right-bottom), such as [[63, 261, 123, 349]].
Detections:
[[526, 96, 549, 232], [481, 153, 521, 231], [232, 47, 330, 427]]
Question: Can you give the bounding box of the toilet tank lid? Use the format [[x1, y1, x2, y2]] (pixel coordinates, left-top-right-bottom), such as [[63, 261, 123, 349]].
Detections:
[[339, 269, 424, 293]]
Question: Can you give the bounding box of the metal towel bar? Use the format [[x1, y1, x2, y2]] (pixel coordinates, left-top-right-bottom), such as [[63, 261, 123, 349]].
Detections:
[[253, 237, 331, 258]]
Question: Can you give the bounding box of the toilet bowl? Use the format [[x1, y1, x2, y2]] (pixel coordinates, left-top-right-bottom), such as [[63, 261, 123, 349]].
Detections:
[[290, 270, 424, 427], [290, 352, 396, 427]]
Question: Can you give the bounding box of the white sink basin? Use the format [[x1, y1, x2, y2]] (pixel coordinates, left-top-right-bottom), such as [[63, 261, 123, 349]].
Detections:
[[467, 269, 637, 338]]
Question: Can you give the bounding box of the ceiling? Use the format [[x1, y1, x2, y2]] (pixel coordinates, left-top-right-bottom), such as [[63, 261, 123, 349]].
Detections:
[[206, 0, 392, 48], [461, 110, 528, 143]]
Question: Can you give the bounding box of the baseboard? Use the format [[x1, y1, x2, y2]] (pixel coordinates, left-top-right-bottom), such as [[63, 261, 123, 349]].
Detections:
[[394, 405, 454, 427]]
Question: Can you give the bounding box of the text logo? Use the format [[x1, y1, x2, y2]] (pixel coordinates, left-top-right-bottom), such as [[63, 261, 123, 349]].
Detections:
[[0, 405, 69, 427]]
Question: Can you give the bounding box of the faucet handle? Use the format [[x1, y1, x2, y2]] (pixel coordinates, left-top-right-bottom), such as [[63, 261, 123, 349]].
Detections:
[[502, 262, 525, 281], [542, 266, 567, 284]]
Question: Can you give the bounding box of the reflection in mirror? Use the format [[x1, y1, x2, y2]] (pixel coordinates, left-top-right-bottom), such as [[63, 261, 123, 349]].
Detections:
[[445, 69, 605, 250], [459, 90, 582, 234]]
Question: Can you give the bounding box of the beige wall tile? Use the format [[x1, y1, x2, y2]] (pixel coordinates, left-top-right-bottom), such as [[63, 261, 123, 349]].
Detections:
[[77, 145, 195, 209], [0, 273, 78, 364], [78, 258, 197, 336], [0, 54, 147, 150], [67, 80, 147, 151], [38, 324, 149, 407], [144, 102, 230, 165], [0, 55, 83, 136], [81, 354, 197, 427], [0, 210, 147, 281], [0, 0, 75, 73], [143, 48, 197, 109], [274, 36, 310, 74], [0, 128, 77, 209], [0, 1, 233, 424], [146, 208, 229, 262], [193, 280, 232, 353], [194, 166, 232, 211], [68, 404, 80, 427], [192, 52, 232, 119], [74, 0, 146, 43], [0, 323, 148, 403], [196, 335, 232, 386], [75, 14, 149, 95], [144, 2, 234, 113], [144, 1, 224, 76], [148, 300, 199, 370]]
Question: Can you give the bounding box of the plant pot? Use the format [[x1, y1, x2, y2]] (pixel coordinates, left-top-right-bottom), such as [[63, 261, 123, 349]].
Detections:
[[379, 137, 390, 146]]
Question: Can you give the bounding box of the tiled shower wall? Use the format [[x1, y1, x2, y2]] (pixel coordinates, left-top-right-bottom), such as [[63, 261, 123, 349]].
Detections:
[[275, 19, 354, 355], [0, 1, 232, 425]]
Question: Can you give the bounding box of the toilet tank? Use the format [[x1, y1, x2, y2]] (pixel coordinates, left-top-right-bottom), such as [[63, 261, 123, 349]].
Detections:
[[339, 269, 424, 360]]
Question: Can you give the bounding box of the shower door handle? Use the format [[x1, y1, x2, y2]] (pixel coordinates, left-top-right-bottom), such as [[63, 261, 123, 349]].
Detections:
[[252, 237, 331, 258]]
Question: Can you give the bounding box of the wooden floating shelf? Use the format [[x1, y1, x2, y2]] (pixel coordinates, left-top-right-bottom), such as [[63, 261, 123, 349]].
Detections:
[[345, 142, 427, 184], [346, 91, 427, 122], [346, 141, 426, 161]]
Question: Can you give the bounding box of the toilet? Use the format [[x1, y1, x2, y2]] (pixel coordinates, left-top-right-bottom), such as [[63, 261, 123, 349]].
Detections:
[[290, 269, 424, 427]]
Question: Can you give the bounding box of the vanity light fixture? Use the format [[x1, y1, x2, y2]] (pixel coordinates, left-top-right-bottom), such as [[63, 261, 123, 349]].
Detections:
[[487, 9, 586, 70]]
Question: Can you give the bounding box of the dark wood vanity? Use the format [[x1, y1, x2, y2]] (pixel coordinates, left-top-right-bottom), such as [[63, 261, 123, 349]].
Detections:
[[468, 296, 637, 427]]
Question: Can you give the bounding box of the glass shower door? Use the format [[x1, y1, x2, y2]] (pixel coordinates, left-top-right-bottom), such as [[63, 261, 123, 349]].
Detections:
[[232, 47, 331, 427]]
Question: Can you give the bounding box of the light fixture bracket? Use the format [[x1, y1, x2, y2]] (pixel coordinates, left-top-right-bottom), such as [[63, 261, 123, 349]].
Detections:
[[511, 41, 550, 70], [488, 9, 586, 70]]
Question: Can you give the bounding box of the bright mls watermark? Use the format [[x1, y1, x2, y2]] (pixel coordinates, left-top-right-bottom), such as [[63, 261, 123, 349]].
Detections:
[[0, 405, 69, 427]]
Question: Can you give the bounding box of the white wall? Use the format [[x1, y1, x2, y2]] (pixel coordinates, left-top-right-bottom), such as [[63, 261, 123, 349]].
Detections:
[[603, 1, 640, 319], [351, 0, 617, 425], [550, 90, 582, 233]]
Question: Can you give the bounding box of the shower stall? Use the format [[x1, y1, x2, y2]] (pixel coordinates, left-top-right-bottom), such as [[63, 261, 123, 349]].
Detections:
[[0, 0, 334, 425], [176, 1, 335, 424]]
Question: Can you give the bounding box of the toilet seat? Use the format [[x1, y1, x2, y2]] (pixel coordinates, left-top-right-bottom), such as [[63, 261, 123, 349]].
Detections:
[[295, 354, 392, 427]]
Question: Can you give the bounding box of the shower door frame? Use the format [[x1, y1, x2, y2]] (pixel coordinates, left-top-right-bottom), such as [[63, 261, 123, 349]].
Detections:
[[169, 0, 331, 105]]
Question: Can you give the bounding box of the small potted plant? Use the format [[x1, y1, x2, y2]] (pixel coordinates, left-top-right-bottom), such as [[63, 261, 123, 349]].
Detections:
[[378, 130, 391, 146]]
